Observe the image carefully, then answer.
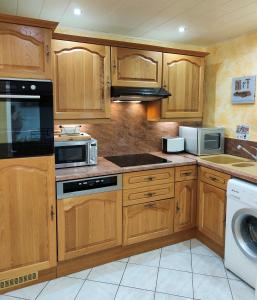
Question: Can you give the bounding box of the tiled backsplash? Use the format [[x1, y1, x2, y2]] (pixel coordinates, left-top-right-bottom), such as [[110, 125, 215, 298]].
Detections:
[[55, 102, 179, 157], [225, 137, 257, 160]]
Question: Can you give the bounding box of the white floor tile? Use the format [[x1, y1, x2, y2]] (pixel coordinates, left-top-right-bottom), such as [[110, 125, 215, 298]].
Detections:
[[229, 279, 255, 300], [88, 261, 126, 284], [160, 251, 192, 272], [36, 277, 83, 300], [156, 268, 193, 298], [193, 274, 233, 300], [129, 249, 161, 267], [155, 292, 192, 300], [116, 286, 155, 300], [118, 257, 129, 263], [6, 281, 47, 300], [67, 268, 92, 279], [226, 269, 241, 281], [121, 264, 158, 291], [162, 241, 191, 253], [192, 254, 226, 277], [76, 280, 118, 300], [191, 239, 219, 257]]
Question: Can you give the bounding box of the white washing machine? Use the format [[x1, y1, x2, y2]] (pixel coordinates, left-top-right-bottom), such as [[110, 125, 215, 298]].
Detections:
[[225, 178, 257, 288]]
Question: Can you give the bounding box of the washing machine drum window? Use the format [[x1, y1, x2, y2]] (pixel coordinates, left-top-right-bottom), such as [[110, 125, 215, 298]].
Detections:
[[232, 208, 257, 261]]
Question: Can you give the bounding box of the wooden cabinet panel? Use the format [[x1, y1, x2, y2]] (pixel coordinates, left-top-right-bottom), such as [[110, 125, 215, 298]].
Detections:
[[198, 181, 226, 246], [123, 183, 174, 206], [175, 165, 197, 182], [111, 47, 162, 88], [174, 180, 197, 232], [123, 168, 174, 190], [161, 54, 204, 120], [0, 22, 52, 79], [123, 199, 174, 245], [200, 167, 231, 190], [57, 191, 122, 261], [0, 156, 56, 280], [52, 40, 111, 120]]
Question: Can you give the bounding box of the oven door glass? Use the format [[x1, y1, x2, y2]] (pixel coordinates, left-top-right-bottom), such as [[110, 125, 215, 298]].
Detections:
[[204, 133, 221, 150], [55, 145, 88, 166], [0, 95, 53, 158]]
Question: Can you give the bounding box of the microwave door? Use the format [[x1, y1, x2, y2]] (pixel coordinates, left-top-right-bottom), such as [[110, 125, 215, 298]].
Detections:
[[200, 130, 223, 154]]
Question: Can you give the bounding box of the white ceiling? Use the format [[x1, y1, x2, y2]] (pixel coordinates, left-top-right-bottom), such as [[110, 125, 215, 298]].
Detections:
[[1, 0, 257, 46]]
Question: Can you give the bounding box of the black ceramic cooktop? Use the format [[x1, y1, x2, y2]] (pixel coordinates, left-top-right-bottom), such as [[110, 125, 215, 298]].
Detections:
[[104, 153, 170, 167]]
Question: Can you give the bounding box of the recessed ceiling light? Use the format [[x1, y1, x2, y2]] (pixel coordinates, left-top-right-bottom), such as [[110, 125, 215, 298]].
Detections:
[[73, 8, 82, 16], [178, 26, 185, 33]]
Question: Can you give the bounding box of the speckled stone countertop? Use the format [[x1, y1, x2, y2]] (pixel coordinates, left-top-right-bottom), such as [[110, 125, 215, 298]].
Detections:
[[55, 152, 197, 181]]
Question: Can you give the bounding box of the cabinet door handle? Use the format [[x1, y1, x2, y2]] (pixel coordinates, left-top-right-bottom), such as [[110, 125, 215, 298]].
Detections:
[[176, 203, 180, 213], [50, 205, 55, 221], [45, 45, 50, 62], [144, 202, 156, 208]]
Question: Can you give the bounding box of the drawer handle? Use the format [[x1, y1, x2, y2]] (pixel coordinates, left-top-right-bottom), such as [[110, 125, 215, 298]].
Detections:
[[146, 176, 156, 181], [209, 176, 219, 182], [144, 202, 156, 208], [181, 171, 192, 176], [144, 192, 156, 197]]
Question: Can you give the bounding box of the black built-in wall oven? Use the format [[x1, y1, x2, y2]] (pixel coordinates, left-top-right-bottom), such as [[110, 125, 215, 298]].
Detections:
[[0, 78, 54, 159]]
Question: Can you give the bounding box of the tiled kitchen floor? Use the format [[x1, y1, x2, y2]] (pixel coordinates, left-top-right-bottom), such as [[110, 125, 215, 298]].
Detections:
[[1, 239, 255, 300]]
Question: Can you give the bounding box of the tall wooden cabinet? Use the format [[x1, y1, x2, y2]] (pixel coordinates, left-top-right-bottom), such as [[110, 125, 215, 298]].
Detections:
[[0, 22, 54, 79], [52, 40, 111, 120], [0, 156, 56, 281], [57, 191, 122, 261], [111, 47, 162, 88]]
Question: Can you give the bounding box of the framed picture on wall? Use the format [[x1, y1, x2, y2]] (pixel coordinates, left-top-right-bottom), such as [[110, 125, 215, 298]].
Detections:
[[232, 76, 256, 104]]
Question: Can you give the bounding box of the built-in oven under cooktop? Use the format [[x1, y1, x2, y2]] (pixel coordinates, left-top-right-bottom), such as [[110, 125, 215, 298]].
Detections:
[[104, 153, 170, 167]]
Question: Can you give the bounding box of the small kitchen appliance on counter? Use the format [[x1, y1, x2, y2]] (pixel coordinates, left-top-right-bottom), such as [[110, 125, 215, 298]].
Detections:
[[162, 137, 184, 153], [179, 126, 224, 156]]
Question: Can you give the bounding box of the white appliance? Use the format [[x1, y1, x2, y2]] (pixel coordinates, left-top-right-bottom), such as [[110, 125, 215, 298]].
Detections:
[[162, 137, 184, 153], [225, 178, 257, 288], [179, 126, 224, 155]]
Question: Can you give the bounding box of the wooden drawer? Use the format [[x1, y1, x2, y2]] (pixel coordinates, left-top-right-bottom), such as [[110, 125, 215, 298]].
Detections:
[[175, 165, 197, 181], [123, 183, 174, 206], [123, 168, 174, 189], [123, 198, 174, 245], [199, 167, 231, 190]]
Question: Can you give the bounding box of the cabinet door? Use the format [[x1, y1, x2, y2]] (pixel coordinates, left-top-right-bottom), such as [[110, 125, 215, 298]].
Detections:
[[57, 191, 122, 261], [162, 54, 204, 120], [174, 180, 197, 232], [0, 22, 51, 79], [198, 181, 226, 246], [52, 40, 111, 120], [0, 156, 56, 280], [111, 47, 162, 88], [123, 199, 174, 245]]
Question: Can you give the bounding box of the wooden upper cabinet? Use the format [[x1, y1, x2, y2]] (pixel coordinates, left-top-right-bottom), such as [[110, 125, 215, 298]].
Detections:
[[57, 191, 122, 261], [52, 40, 111, 120], [198, 181, 226, 247], [0, 22, 52, 79], [0, 156, 56, 280], [174, 180, 197, 233], [111, 47, 162, 88], [161, 54, 204, 120]]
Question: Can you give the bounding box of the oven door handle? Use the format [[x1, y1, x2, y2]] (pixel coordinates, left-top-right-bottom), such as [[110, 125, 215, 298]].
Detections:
[[0, 95, 40, 99]]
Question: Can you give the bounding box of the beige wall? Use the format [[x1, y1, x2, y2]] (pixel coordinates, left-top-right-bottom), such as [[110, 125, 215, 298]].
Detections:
[[203, 31, 257, 141]]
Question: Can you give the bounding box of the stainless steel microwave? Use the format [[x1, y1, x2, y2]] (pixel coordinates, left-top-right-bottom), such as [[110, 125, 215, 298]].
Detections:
[[179, 126, 224, 155], [55, 139, 97, 169]]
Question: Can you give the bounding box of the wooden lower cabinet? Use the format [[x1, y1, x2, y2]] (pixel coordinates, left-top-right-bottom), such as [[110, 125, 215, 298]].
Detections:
[[198, 181, 226, 247], [0, 156, 56, 281], [57, 191, 122, 261], [174, 180, 197, 232], [123, 198, 174, 245]]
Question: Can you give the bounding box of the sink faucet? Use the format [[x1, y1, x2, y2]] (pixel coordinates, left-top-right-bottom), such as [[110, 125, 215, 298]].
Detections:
[[237, 145, 257, 161]]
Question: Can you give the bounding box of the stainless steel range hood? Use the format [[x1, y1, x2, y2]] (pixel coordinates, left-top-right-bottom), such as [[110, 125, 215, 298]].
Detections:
[[111, 86, 171, 102]]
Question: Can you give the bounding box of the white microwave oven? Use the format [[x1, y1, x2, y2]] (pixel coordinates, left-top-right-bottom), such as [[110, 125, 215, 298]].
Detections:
[[179, 126, 225, 155]]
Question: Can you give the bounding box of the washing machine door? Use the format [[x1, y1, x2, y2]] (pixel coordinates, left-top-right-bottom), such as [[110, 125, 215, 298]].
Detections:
[[232, 208, 257, 261]]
